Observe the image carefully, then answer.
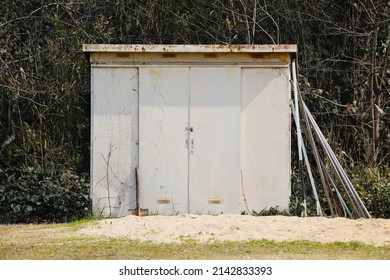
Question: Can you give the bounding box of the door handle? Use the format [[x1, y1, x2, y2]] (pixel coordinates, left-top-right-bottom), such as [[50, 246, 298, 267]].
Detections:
[[186, 126, 193, 132], [185, 139, 195, 149]]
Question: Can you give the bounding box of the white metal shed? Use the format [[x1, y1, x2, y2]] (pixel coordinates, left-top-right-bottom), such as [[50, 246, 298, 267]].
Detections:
[[83, 44, 296, 217]]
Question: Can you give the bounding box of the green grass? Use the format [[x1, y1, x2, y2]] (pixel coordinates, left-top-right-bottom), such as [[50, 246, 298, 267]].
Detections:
[[66, 217, 101, 231], [0, 222, 389, 260]]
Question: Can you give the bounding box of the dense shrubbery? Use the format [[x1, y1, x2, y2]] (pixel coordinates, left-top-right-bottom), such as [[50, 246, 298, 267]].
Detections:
[[351, 165, 390, 219], [0, 167, 89, 223]]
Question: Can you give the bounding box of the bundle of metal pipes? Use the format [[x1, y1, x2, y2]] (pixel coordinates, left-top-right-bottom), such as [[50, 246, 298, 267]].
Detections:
[[291, 60, 371, 219]]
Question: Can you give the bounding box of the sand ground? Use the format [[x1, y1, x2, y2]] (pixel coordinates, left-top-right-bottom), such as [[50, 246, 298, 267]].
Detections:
[[76, 214, 390, 246]]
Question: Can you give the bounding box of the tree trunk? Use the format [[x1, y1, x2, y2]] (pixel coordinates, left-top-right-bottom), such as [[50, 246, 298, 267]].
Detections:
[[368, 22, 380, 167]]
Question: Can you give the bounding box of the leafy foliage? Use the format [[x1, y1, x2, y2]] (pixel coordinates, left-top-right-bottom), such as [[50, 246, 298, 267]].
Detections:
[[251, 207, 291, 217], [350, 165, 390, 219], [0, 167, 89, 223]]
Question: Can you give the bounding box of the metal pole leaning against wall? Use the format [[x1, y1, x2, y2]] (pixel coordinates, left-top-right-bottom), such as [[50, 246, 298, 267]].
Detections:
[[292, 60, 307, 217]]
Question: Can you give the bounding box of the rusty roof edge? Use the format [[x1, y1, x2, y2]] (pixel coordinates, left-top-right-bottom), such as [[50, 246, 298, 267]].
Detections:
[[82, 44, 297, 53]]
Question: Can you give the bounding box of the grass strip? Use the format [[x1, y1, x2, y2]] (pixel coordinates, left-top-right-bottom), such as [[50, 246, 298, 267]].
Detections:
[[1, 237, 389, 260]]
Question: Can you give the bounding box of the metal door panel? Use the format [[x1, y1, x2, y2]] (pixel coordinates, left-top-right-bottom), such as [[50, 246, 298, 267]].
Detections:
[[91, 67, 138, 217], [189, 67, 241, 214], [241, 68, 291, 212], [139, 67, 190, 215]]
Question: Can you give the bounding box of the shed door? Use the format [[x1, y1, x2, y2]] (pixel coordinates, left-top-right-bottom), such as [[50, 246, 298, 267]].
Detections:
[[188, 67, 241, 214], [240, 67, 291, 212], [139, 66, 240, 214], [139, 67, 190, 214]]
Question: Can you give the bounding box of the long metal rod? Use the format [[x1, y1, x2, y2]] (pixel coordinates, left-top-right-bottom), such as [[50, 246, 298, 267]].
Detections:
[[135, 167, 140, 216], [303, 103, 363, 215], [302, 135, 323, 216], [322, 164, 353, 218], [318, 159, 343, 216], [321, 153, 361, 217], [292, 61, 370, 219], [303, 102, 363, 216], [291, 101, 323, 216], [302, 101, 371, 218], [292, 60, 307, 217], [295, 85, 336, 217]]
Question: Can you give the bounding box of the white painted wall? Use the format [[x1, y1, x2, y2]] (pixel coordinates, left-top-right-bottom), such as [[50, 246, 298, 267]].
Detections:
[[91, 67, 138, 216]]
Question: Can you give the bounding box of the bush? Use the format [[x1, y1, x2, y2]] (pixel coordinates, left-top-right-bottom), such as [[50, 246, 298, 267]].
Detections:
[[289, 162, 390, 219], [0, 167, 90, 223], [350, 164, 390, 219]]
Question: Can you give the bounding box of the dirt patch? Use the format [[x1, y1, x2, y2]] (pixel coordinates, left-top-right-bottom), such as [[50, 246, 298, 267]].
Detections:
[[75, 214, 390, 245]]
